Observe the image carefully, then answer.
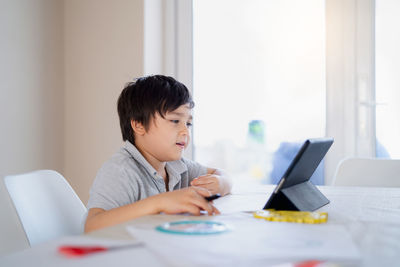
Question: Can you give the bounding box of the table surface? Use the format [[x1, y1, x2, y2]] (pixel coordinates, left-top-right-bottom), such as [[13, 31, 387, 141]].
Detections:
[[1, 183, 400, 267]]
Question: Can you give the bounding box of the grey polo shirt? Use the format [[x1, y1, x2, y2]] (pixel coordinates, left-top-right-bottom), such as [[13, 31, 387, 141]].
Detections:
[[87, 141, 207, 211]]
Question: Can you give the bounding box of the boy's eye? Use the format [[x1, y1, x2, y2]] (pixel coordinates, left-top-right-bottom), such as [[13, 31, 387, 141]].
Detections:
[[169, 119, 192, 127]]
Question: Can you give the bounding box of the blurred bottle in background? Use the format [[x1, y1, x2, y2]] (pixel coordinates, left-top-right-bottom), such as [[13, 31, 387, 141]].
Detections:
[[246, 120, 272, 183]]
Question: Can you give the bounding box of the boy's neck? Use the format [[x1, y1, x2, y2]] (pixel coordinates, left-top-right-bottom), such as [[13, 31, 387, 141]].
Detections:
[[134, 142, 166, 176]]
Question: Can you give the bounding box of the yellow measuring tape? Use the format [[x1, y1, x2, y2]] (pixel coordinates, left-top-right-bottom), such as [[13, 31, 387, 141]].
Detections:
[[253, 209, 328, 224]]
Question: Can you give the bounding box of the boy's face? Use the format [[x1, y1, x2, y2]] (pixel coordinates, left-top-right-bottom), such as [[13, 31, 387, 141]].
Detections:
[[138, 104, 193, 163]]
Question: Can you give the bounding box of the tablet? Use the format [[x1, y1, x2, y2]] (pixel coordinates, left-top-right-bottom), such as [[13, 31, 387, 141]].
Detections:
[[263, 138, 334, 211]]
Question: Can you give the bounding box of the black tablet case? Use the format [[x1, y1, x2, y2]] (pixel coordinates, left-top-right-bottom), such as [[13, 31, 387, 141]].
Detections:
[[263, 138, 334, 211]]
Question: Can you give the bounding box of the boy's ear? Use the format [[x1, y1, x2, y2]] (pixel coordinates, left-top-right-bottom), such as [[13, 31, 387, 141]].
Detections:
[[131, 120, 146, 135]]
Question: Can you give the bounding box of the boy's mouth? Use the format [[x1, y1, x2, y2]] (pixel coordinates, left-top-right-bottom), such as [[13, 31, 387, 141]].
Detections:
[[176, 142, 186, 149]]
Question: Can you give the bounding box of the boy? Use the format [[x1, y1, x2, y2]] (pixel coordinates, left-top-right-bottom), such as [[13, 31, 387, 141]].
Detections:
[[85, 75, 232, 232]]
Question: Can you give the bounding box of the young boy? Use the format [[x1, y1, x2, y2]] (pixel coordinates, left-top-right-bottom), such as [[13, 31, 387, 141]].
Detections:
[[85, 75, 232, 232]]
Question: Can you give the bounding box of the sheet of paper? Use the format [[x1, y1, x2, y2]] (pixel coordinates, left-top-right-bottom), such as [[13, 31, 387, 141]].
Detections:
[[213, 193, 268, 213], [126, 213, 360, 267], [0, 235, 164, 267]]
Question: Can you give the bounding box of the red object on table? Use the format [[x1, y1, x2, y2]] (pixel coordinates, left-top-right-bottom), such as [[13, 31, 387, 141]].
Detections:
[[58, 246, 108, 257], [295, 260, 324, 267]]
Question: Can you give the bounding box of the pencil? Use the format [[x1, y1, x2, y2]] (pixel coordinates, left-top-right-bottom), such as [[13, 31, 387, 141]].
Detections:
[[205, 194, 221, 202]]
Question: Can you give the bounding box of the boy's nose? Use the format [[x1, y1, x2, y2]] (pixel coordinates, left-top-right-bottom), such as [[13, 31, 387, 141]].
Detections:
[[180, 125, 190, 135]]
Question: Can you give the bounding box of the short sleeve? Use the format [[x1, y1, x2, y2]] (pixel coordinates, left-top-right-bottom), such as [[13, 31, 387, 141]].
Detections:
[[181, 158, 208, 183], [87, 162, 136, 211]]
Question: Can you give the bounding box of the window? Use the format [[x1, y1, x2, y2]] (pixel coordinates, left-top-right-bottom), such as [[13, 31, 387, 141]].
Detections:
[[163, 0, 388, 185], [193, 0, 326, 184], [375, 0, 400, 159]]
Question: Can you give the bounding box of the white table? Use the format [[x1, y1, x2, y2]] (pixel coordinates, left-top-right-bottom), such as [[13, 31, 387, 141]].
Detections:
[[1, 184, 400, 267]]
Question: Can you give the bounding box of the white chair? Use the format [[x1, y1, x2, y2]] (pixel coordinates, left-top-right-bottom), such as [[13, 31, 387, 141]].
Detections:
[[332, 158, 400, 187], [4, 170, 87, 246]]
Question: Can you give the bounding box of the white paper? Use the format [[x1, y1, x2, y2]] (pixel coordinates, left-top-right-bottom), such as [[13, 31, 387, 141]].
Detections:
[[126, 213, 361, 267], [213, 193, 268, 214], [0, 235, 163, 267]]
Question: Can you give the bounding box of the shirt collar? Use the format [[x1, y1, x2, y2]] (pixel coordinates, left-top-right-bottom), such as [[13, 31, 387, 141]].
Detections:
[[123, 141, 187, 178]]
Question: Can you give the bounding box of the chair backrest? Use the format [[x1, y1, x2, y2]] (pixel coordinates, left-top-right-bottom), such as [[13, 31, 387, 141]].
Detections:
[[4, 170, 87, 246], [333, 158, 400, 187]]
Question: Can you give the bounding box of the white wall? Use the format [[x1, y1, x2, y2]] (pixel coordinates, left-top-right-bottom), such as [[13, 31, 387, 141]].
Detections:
[[0, 0, 64, 255], [64, 0, 144, 204], [0, 0, 145, 256]]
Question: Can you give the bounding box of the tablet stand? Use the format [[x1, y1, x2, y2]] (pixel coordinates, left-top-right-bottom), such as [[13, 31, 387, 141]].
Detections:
[[262, 138, 334, 211], [263, 180, 329, 211]]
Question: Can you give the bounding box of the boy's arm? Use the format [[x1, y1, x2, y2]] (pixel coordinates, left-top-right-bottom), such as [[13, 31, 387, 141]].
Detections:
[[190, 168, 232, 196], [84, 186, 218, 233]]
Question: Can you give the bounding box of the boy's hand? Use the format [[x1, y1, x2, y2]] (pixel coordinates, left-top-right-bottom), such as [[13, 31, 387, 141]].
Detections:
[[154, 186, 220, 216], [190, 174, 223, 195], [85, 186, 219, 233]]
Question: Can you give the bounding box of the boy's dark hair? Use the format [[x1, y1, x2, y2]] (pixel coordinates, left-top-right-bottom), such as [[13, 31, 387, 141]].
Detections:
[[117, 75, 194, 145]]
